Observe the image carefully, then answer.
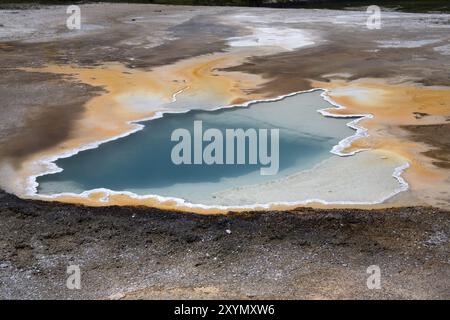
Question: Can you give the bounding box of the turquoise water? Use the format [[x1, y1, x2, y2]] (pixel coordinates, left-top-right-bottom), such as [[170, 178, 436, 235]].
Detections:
[[37, 90, 358, 204]]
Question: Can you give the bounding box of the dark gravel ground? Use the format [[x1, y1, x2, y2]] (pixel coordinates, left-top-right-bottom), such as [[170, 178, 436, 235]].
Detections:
[[0, 190, 448, 299]]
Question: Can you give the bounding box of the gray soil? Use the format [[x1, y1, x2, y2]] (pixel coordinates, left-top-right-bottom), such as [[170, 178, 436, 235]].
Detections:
[[1, 4, 450, 163], [0, 4, 240, 162], [0, 190, 448, 299]]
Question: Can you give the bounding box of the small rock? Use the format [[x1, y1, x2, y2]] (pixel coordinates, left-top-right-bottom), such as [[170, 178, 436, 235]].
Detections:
[[109, 292, 125, 300], [225, 229, 231, 235]]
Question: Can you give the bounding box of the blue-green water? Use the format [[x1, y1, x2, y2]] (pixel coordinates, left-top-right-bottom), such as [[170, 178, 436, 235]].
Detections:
[[37, 90, 358, 204]]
